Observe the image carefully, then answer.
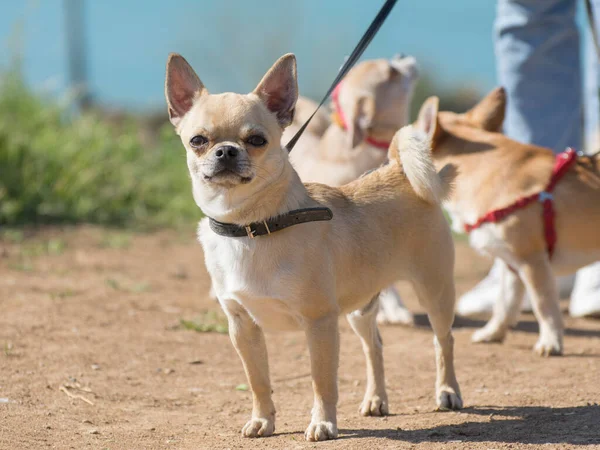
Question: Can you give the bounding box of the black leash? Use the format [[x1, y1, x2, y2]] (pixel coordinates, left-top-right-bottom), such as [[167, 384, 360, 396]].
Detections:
[[285, 0, 398, 152]]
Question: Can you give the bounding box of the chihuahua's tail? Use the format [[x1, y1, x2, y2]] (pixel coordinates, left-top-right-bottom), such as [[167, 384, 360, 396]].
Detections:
[[389, 125, 455, 205]]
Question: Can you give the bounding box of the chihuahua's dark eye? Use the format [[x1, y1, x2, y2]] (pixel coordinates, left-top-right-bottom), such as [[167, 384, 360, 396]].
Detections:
[[190, 135, 208, 148], [246, 135, 267, 147]]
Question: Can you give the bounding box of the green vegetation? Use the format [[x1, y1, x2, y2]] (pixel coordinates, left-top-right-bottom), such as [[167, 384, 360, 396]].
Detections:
[[4, 342, 14, 357], [7, 260, 33, 272], [179, 311, 229, 334], [105, 277, 151, 293], [0, 70, 200, 228], [99, 231, 132, 249], [20, 238, 66, 256], [0, 68, 478, 229]]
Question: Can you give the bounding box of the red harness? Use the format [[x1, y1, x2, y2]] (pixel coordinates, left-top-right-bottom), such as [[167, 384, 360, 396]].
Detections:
[[331, 82, 391, 150], [464, 148, 578, 258]]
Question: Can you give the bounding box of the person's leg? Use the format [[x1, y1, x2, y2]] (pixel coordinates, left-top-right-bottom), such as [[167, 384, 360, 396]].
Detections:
[[584, 4, 600, 152], [458, 0, 581, 318], [570, 1, 600, 318], [458, 260, 518, 319], [496, 0, 582, 152], [571, 262, 600, 317]]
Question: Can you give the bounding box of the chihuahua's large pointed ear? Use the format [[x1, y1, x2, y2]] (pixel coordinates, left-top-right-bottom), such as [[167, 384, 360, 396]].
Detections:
[[466, 86, 506, 132], [165, 53, 207, 128], [416, 96, 441, 146], [253, 53, 298, 128]]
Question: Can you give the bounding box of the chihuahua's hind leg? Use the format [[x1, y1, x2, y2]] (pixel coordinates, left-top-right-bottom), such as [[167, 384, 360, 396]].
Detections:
[[414, 279, 463, 411], [472, 259, 525, 344], [519, 252, 563, 356], [223, 301, 275, 438], [304, 313, 339, 442], [347, 295, 388, 417]]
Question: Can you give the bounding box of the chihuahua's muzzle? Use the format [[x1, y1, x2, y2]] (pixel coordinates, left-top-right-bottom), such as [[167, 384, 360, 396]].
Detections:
[[204, 144, 253, 184]]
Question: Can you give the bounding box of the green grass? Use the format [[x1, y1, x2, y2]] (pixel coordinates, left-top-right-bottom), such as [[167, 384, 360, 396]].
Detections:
[[0, 68, 474, 231], [49, 289, 78, 300], [20, 238, 67, 256], [4, 342, 14, 357], [179, 311, 229, 334], [105, 277, 150, 293], [8, 260, 33, 272], [99, 232, 132, 249], [0, 69, 200, 228], [105, 278, 121, 290], [1, 229, 24, 243]]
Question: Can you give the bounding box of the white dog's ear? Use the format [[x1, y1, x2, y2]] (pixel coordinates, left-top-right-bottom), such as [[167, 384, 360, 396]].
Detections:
[[348, 95, 376, 148], [165, 53, 207, 127], [253, 53, 298, 128], [389, 54, 419, 81], [416, 96, 441, 145]]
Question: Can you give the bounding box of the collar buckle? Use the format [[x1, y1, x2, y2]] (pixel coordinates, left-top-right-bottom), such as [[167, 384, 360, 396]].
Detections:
[[245, 225, 256, 239]]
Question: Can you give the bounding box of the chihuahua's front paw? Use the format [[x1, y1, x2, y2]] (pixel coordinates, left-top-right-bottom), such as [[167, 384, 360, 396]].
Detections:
[[305, 421, 337, 441], [534, 333, 563, 357], [359, 394, 388, 416], [436, 387, 462, 411], [471, 322, 507, 344], [242, 417, 275, 438]]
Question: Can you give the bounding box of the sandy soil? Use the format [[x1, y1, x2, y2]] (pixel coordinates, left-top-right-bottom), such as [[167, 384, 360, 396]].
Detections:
[[0, 226, 599, 449]]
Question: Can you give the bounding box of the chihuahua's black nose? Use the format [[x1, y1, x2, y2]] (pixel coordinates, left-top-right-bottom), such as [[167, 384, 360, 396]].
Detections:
[[215, 145, 238, 160]]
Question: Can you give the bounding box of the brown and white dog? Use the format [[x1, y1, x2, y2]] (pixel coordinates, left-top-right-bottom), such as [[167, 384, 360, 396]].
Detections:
[[414, 87, 600, 356], [286, 55, 420, 326], [165, 53, 462, 441]]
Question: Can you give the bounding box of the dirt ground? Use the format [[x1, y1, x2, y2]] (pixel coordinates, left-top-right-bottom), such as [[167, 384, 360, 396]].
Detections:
[[0, 226, 599, 450]]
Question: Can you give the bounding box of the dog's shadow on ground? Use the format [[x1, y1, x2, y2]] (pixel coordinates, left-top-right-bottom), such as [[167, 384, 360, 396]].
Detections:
[[411, 314, 600, 339], [340, 405, 600, 445]]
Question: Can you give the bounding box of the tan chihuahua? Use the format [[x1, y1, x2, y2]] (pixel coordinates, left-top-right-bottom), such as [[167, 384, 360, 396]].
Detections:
[[165, 53, 462, 441], [207, 58, 419, 325], [415, 88, 600, 356]]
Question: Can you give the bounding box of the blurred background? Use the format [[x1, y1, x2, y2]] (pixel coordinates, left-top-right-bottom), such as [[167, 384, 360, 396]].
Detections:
[[0, 0, 596, 228]]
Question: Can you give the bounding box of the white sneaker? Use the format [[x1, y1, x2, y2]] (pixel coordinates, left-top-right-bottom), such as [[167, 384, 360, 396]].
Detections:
[[456, 259, 557, 319], [376, 286, 414, 326], [569, 261, 600, 318], [457, 260, 505, 320]]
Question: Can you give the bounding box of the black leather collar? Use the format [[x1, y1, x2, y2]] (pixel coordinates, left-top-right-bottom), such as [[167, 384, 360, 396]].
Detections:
[[208, 207, 333, 238]]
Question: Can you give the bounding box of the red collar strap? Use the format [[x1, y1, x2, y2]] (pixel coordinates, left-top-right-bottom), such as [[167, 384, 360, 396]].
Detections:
[[330, 82, 391, 150], [464, 148, 578, 258]]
